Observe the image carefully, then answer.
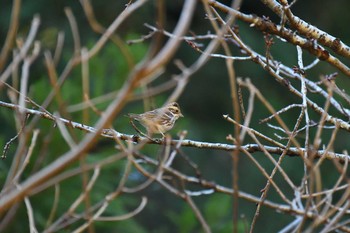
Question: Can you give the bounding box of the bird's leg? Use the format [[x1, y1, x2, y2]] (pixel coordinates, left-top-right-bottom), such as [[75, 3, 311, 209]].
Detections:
[[129, 118, 150, 138]]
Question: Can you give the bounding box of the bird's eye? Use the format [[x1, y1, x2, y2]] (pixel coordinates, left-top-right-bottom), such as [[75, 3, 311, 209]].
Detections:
[[171, 108, 178, 114]]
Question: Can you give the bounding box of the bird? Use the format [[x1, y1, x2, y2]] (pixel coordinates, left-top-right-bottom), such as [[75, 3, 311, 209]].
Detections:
[[127, 102, 183, 137]]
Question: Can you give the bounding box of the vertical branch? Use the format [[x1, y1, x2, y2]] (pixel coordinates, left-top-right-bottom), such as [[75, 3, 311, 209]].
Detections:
[[65, 7, 81, 57], [45, 184, 60, 229], [0, 0, 21, 71], [0, 16, 40, 84], [296, 48, 313, 229], [23, 195, 38, 233], [80, 29, 94, 233], [296, 46, 310, 162], [44, 52, 67, 114], [19, 42, 40, 114], [209, 6, 242, 232], [81, 47, 90, 123], [53, 32, 65, 65]]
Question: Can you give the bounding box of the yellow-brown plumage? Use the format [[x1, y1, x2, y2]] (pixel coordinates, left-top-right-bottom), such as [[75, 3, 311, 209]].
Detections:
[[128, 102, 183, 136]]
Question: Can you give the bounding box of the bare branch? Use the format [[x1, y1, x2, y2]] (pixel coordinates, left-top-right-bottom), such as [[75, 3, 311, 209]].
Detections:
[[0, 16, 41, 83]]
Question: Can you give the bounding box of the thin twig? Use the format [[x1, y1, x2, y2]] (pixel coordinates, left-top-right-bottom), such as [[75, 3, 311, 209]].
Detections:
[[2, 114, 29, 159], [0, 16, 40, 83], [94, 197, 148, 221], [1, 100, 349, 162]]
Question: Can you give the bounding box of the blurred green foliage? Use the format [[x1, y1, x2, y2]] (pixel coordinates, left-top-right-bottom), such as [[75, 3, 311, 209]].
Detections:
[[1, 0, 350, 232]]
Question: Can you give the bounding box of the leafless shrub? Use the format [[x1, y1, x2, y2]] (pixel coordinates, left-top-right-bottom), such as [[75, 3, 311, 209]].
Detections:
[[1, 0, 350, 232]]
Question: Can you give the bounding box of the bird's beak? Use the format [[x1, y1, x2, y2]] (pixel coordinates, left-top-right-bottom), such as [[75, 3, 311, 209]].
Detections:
[[180, 113, 184, 117]]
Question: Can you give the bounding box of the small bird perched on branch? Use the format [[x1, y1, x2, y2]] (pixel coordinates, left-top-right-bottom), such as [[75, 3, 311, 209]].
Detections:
[[128, 102, 183, 137]]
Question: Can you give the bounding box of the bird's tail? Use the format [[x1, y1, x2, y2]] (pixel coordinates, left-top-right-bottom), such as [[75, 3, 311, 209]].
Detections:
[[126, 113, 141, 121]]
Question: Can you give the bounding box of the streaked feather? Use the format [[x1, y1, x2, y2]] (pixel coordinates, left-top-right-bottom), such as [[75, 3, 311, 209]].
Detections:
[[128, 102, 183, 136]]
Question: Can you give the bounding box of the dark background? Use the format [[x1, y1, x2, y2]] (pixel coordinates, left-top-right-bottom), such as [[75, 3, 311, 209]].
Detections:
[[1, 0, 350, 232]]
